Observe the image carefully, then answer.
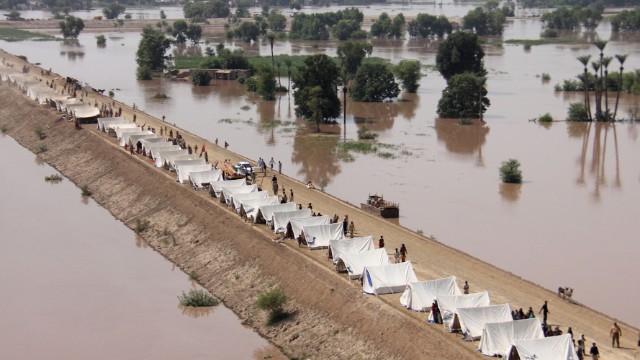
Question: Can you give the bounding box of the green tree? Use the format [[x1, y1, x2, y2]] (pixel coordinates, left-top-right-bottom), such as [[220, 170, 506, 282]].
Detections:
[[394, 60, 423, 93], [59, 16, 84, 39], [267, 11, 287, 32], [292, 54, 341, 124], [389, 13, 405, 38], [172, 19, 189, 44], [437, 72, 490, 118], [577, 55, 593, 121], [235, 21, 260, 42], [499, 159, 522, 184], [612, 54, 628, 120], [407, 13, 452, 38], [96, 34, 106, 46], [186, 23, 202, 44], [136, 25, 172, 71], [331, 19, 363, 40], [436, 31, 486, 80], [351, 63, 400, 102], [337, 41, 372, 80], [257, 64, 277, 100], [282, 54, 293, 91], [541, 6, 580, 30], [6, 10, 21, 21], [191, 69, 212, 86], [102, 3, 125, 20], [183, 0, 229, 19], [462, 7, 506, 35], [370, 12, 391, 37]]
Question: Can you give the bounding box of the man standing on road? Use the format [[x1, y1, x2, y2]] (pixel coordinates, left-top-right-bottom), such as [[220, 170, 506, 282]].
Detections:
[[539, 300, 550, 324], [463, 281, 469, 294], [399, 244, 408, 262], [589, 342, 599, 360], [269, 157, 275, 170], [278, 160, 282, 174], [610, 322, 622, 348], [272, 175, 278, 196]]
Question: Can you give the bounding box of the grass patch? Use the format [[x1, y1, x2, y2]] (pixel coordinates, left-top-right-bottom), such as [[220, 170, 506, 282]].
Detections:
[[178, 289, 219, 307], [255, 287, 289, 325], [240, 105, 250, 111], [357, 127, 378, 140], [35, 127, 46, 140], [218, 118, 254, 125], [339, 141, 377, 154], [134, 218, 150, 233], [504, 38, 573, 47], [80, 185, 92, 197], [44, 174, 63, 182], [0, 28, 58, 42], [152, 93, 169, 99], [377, 151, 395, 159], [36, 144, 48, 154]]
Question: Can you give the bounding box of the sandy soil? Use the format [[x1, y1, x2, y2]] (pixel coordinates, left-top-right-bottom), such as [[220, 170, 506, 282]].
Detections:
[[1, 51, 638, 359]]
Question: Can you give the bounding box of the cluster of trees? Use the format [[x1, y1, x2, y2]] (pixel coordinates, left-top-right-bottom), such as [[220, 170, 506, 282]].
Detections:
[[370, 13, 405, 38], [289, 8, 363, 40], [136, 26, 172, 79], [59, 15, 84, 39], [611, 7, 640, 32], [435, 32, 489, 118], [540, 5, 603, 30], [520, 0, 635, 7], [102, 3, 125, 20], [226, 10, 286, 42], [200, 44, 252, 71], [183, 0, 229, 21], [461, 7, 507, 36], [170, 20, 202, 45], [407, 13, 453, 38]]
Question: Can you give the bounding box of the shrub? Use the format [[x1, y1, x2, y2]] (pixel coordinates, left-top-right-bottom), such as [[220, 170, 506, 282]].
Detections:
[[357, 127, 378, 140], [567, 102, 590, 122], [124, 13, 132, 20], [36, 144, 48, 154], [45, 174, 63, 182], [152, 93, 168, 99], [255, 287, 288, 324], [35, 127, 46, 140], [81, 185, 92, 197], [538, 113, 553, 122], [245, 77, 258, 92], [499, 159, 523, 184], [136, 65, 152, 80], [178, 289, 219, 307], [1, 124, 8, 133], [541, 28, 557, 38], [237, 77, 246, 84], [191, 69, 212, 86], [96, 34, 106, 46], [541, 73, 551, 81], [134, 218, 150, 233]]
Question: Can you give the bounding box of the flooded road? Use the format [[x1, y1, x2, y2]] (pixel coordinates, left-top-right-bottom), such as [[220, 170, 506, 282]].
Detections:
[[1, 17, 639, 328], [0, 136, 278, 359]]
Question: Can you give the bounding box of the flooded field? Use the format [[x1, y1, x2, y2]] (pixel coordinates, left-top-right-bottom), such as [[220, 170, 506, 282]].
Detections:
[[1, 15, 639, 328], [0, 135, 279, 359]]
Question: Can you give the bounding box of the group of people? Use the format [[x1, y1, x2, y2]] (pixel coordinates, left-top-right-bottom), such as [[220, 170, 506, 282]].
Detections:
[[258, 157, 283, 176]]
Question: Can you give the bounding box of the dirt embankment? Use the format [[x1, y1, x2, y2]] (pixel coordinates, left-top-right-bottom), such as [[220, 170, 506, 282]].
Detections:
[[0, 85, 481, 358]]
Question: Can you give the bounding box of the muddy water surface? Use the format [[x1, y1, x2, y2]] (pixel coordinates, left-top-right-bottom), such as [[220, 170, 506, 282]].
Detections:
[[1, 17, 639, 327], [0, 136, 278, 359]]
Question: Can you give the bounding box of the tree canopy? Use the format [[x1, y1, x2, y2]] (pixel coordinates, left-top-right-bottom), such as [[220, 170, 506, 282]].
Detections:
[[136, 25, 172, 71], [394, 60, 423, 93], [540, 5, 603, 30], [257, 64, 277, 100], [436, 31, 486, 80], [370, 12, 405, 38], [337, 41, 372, 80], [407, 13, 452, 38], [611, 7, 640, 31], [437, 72, 490, 118], [351, 63, 400, 102], [59, 16, 84, 39], [292, 54, 341, 122], [290, 8, 364, 40], [102, 3, 126, 19], [183, 0, 229, 20], [191, 69, 212, 86], [462, 7, 507, 35]]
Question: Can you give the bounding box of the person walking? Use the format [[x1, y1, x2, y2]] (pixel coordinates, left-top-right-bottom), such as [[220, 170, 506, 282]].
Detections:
[[378, 236, 384, 248], [539, 300, 550, 324], [289, 189, 294, 202], [589, 342, 599, 360], [272, 175, 278, 196], [278, 160, 282, 174], [576, 339, 585, 360], [610, 322, 622, 348], [399, 243, 408, 262], [394, 248, 400, 263], [348, 221, 355, 238], [463, 281, 469, 294], [342, 216, 348, 234], [269, 157, 275, 170]]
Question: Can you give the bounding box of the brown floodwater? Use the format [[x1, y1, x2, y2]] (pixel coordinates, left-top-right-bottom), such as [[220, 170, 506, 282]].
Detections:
[[1, 17, 639, 328], [0, 136, 280, 359]]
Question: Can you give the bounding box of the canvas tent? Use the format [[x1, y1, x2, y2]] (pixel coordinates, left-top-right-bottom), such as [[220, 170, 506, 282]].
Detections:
[[362, 262, 418, 295], [164, 153, 196, 168], [173, 159, 205, 170], [302, 223, 344, 249], [140, 137, 167, 152], [189, 169, 222, 190], [67, 104, 100, 122], [240, 196, 280, 221], [107, 123, 137, 137], [147, 143, 181, 158], [176, 164, 211, 184], [509, 334, 578, 360], [328, 236, 374, 266], [339, 248, 389, 279], [457, 304, 513, 340], [210, 178, 245, 198], [118, 129, 149, 146], [255, 202, 296, 226], [479, 318, 544, 357], [128, 133, 157, 148], [436, 292, 491, 332], [269, 207, 310, 231], [154, 149, 188, 168], [290, 216, 330, 239], [232, 191, 269, 213], [97, 117, 126, 131], [399, 276, 462, 312], [222, 184, 257, 205]]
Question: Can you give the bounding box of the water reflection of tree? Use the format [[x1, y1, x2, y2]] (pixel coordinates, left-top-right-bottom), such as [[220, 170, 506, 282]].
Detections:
[[434, 118, 490, 166], [256, 98, 277, 145], [499, 183, 521, 202], [350, 101, 398, 131], [179, 305, 214, 318], [569, 122, 622, 200], [291, 129, 341, 188]]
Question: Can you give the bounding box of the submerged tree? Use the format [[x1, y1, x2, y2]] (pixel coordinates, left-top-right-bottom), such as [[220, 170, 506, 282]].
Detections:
[[350, 63, 400, 102], [437, 72, 490, 119], [394, 60, 423, 93], [136, 26, 172, 72], [292, 54, 341, 127], [59, 16, 84, 39], [436, 31, 486, 81]]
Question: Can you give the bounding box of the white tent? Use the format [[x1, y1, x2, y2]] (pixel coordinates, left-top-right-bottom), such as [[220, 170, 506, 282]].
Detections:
[[118, 129, 150, 146], [256, 202, 298, 226], [189, 169, 222, 190], [140, 137, 167, 153], [154, 149, 188, 168], [210, 178, 245, 198], [97, 117, 126, 131], [328, 236, 374, 265], [107, 123, 137, 137], [222, 184, 258, 205], [510, 334, 578, 360], [399, 276, 462, 312], [67, 104, 100, 119], [457, 304, 513, 340], [176, 164, 211, 184], [128, 133, 157, 147], [240, 196, 280, 221], [302, 223, 344, 249], [173, 159, 206, 170], [479, 318, 544, 357], [339, 248, 389, 279], [269, 207, 310, 231], [165, 153, 196, 168], [232, 191, 269, 213], [290, 216, 330, 239], [436, 292, 491, 332], [362, 262, 418, 295], [147, 142, 181, 158]]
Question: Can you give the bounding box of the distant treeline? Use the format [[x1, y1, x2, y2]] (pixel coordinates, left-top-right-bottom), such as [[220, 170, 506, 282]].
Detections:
[[519, 0, 638, 7]]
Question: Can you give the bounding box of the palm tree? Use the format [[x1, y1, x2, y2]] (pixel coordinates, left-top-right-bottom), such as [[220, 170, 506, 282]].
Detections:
[[591, 60, 601, 120], [577, 55, 592, 121], [593, 40, 608, 120], [267, 32, 276, 71], [283, 55, 293, 92], [613, 54, 628, 120], [601, 56, 612, 120]]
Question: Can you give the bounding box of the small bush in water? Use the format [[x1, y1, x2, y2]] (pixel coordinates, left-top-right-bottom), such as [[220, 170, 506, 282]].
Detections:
[[134, 218, 150, 233], [36, 144, 48, 154], [81, 184, 92, 197], [45, 174, 63, 182], [499, 159, 523, 184], [538, 113, 553, 122], [179, 289, 219, 307]]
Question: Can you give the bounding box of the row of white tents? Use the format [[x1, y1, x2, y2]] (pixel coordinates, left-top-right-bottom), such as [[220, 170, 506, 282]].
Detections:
[[2, 66, 577, 360]]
